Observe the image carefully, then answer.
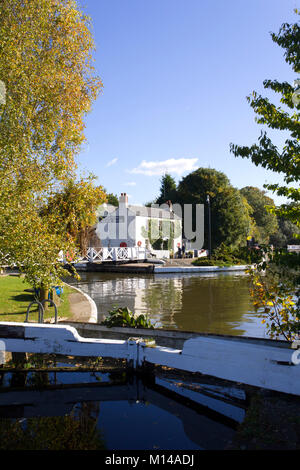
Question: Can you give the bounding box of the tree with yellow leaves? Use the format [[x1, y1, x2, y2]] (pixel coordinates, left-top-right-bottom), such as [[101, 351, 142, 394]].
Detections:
[[0, 0, 103, 297], [248, 253, 299, 341], [43, 176, 107, 257]]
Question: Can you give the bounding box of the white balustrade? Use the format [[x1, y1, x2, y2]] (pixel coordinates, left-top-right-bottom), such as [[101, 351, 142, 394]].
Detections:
[[62, 246, 152, 264]]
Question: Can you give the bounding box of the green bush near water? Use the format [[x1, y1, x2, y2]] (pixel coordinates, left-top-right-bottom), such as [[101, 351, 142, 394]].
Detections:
[[101, 306, 153, 329], [192, 244, 264, 267]]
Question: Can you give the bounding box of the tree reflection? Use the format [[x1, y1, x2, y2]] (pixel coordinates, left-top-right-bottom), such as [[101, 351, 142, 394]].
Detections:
[[141, 274, 254, 335], [178, 275, 254, 335], [0, 402, 105, 450], [141, 278, 183, 328]]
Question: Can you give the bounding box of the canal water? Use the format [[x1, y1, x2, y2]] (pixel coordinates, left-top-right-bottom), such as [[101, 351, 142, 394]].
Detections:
[[0, 368, 243, 450], [0, 271, 261, 450], [68, 271, 267, 338]]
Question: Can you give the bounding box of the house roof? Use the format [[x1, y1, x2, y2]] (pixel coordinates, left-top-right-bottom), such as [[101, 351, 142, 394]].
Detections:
[[96, 203, 181, 220], [128, 205, 181, 220], [96, 203, 118, 217]]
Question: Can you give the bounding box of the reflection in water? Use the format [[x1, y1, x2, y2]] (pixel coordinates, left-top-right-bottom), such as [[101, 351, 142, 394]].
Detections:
[[0, 402, 105, 450], [0, 371, 242, 450], [68, 272, 267, 338]]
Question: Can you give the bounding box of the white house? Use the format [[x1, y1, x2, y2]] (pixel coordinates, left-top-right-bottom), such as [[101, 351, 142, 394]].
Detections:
[[95, 193, 182, 255]]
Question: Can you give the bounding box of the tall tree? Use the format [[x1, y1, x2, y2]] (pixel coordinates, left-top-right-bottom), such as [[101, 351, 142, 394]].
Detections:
[[42, 176, 107, 256], [0, 0, 102, 189], [155, 174, 178, 205], [240, 186, 278, 244], [230, 11, 300, 228], [269, 214, 300, 247], [0, 0, 102, 293], [106, 193, 119, 207], [177, 168, 252, 250], [230, 12, 300, 341]]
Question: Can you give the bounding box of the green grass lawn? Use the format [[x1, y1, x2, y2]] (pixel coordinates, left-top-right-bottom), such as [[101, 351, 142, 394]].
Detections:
[[0, 274, 73, 323]]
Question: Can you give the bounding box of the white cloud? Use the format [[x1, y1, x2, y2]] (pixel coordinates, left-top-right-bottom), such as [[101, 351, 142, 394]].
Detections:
[[106, 157, 118, 167], [125, 181, 136, 186], [129, 158, 198, 176]]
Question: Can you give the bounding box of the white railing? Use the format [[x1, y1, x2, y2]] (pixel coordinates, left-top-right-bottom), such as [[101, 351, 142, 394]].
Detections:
[[73, 247, 151, 263], [87, 247, 134, 262]]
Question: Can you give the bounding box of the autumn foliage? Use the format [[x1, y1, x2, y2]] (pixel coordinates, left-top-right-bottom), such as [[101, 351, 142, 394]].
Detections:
[[0, 0, 103, 293]]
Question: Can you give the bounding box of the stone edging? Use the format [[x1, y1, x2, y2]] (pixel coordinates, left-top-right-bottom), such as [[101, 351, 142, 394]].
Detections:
[[154, 265, 251, 273], [63, 282, 98, 323]]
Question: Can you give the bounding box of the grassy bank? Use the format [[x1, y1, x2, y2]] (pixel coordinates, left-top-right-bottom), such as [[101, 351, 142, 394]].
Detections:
[[0, 274, 73, 322]]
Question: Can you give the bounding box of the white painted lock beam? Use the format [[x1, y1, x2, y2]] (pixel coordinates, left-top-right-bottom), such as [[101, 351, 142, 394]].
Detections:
[[0, 322, 300, 396]]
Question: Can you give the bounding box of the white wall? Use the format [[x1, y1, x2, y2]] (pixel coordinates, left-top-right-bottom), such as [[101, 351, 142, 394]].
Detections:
[[96, 209, 182, 251], [135, 216, 149, 248], [96, 207, 136, 248]]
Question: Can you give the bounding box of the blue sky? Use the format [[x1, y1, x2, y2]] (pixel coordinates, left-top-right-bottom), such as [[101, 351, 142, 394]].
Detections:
[[77, 0, 298, 206]]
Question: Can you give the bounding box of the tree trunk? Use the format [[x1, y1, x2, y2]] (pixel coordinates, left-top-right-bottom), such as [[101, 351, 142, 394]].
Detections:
[[39, 286, 49, 311]]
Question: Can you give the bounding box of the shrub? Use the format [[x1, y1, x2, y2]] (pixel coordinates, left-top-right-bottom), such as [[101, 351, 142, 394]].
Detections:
[[192, 243, 264, 266], [100, 306, 153, 329], [192, 258, 233, 267]]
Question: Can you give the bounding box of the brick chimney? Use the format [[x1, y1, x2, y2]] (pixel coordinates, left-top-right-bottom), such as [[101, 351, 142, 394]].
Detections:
[[119, 193, 128, 207]]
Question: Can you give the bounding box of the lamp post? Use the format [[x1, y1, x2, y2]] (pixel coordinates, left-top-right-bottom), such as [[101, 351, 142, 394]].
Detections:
[[206, 194, 212, 259]]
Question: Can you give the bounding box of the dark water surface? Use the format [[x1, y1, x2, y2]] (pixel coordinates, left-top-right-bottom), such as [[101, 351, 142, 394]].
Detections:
[[68, 271, 267, 337], [0, 369, 241, 450]]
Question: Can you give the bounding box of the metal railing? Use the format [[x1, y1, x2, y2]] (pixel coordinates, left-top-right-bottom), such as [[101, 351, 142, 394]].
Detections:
[[25, 299, 58, 324]]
